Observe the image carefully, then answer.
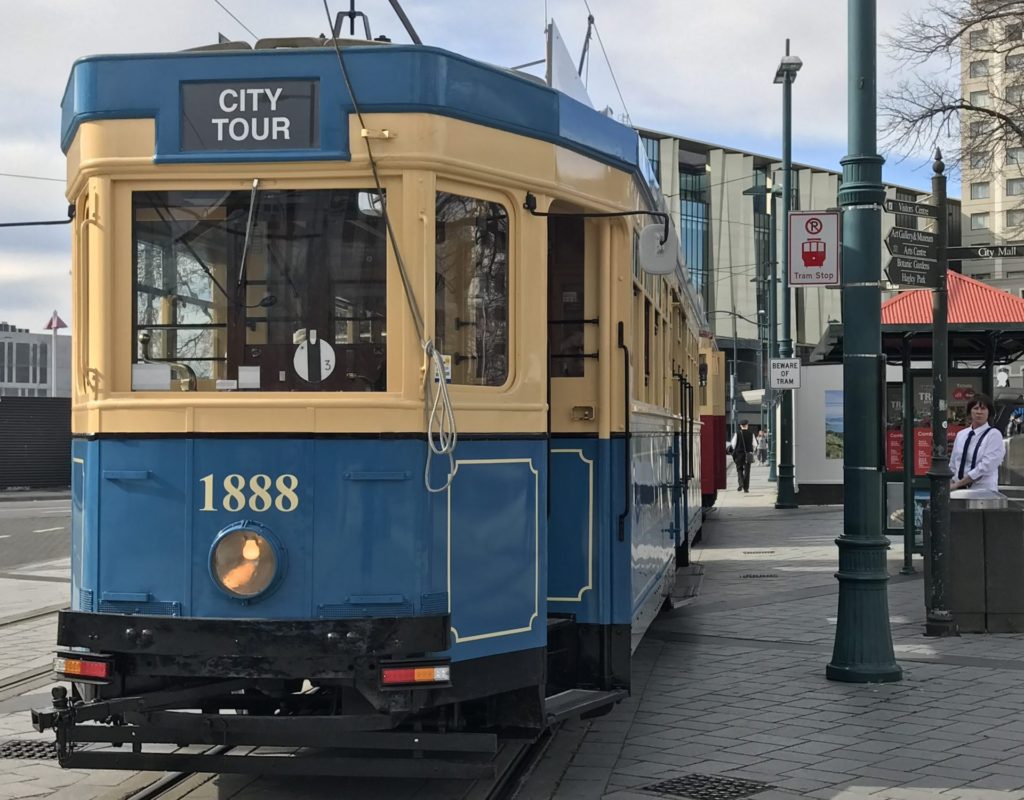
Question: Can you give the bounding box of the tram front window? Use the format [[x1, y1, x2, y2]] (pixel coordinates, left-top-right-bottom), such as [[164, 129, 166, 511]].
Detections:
[[132, 189, 387, 392]]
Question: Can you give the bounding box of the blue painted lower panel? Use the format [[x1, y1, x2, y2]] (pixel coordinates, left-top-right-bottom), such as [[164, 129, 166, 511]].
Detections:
[[71, 437, 546, 664]]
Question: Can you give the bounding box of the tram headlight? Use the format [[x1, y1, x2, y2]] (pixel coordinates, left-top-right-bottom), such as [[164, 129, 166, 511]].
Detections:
[[210, 527, 278, 598]]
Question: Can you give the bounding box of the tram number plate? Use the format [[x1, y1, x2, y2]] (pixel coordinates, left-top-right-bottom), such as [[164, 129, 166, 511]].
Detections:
[[199, 474, 299, 513]]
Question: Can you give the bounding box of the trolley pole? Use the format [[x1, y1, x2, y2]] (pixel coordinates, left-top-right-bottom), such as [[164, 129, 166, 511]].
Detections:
[[776, 41, 798, 509], [925, 150, 957, 637], [827, 0, 901, 683]]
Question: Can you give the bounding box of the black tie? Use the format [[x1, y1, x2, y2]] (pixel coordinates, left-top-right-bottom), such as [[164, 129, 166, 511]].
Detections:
[[957, 430, 975, 480]]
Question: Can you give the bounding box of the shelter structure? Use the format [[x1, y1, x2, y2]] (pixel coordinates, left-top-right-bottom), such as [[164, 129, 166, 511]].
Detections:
[[806, 274, 1024, 525]]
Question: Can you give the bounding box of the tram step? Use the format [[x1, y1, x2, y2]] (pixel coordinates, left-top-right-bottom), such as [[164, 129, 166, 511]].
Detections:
[[544, 688, 626, 724]]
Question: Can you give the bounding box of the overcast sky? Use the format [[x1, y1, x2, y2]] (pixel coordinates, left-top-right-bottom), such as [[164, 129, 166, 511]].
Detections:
[[0, 0, 941, 331]]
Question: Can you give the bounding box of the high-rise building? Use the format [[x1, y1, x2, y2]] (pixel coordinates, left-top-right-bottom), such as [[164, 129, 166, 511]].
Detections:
[[960, 15, 1024, 307], [0, 322, 71, 398]]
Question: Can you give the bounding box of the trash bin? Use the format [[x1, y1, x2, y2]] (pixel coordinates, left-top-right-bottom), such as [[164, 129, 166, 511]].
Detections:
[[932, 491, 1024, 633]]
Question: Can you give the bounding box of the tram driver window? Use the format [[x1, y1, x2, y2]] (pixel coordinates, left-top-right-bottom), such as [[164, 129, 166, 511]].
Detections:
[[434, 193, 509, 386], [132, 189, 387, 392]]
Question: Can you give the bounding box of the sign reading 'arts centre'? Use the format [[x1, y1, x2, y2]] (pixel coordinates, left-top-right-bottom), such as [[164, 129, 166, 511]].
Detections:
[[181, 80, 320, 151]]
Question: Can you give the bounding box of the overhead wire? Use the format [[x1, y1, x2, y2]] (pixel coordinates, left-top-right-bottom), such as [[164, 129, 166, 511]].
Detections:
[[0, 173, 64, 183], [212, 0, 259, 41], [321, 0, 457, 494], [580, 0, 631, 124]]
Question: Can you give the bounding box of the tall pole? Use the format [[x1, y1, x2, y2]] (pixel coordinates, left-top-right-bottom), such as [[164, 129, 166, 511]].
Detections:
[[768, 188, 779, 482], [827, 0, 901, 683], [926, 150, 957, 636], [776, 41, 798, 509]]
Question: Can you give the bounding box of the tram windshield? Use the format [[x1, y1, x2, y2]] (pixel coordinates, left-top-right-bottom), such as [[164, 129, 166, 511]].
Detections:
[[132, 188, 387, 392]]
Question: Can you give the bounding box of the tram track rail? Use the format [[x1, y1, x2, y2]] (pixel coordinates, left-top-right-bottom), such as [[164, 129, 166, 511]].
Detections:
[[90, 724, 562, 800]]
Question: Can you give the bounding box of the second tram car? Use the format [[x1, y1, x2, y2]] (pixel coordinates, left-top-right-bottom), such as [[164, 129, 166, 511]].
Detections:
[[34, 15, 721, 776]]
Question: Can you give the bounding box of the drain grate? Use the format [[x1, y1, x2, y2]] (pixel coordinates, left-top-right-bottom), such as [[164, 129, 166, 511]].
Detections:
[[0, 739, 57, 760], [740, 573, 778, 579], [641, 773, 774, 799], [742, 550, 774, 555]]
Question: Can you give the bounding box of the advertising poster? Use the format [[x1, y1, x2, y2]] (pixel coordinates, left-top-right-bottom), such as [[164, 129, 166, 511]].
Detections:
[[825, 389, 843, 460]]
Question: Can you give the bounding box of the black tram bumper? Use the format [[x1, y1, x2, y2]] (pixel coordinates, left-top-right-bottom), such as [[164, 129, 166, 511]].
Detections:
[[48, 609, 450, 680], [31, 610, 495, 775]]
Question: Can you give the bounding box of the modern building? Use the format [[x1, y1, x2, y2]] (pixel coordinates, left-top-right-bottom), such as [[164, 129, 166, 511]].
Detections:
[[960, 13, 1024, 387], [0, 322, 71, 398], [636, 130, 960, 427]]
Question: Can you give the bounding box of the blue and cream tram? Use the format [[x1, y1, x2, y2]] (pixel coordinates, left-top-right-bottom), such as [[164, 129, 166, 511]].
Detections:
[[34, 16, 712, 776]]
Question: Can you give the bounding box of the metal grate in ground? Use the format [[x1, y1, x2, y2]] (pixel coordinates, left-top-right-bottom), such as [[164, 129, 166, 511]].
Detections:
[[741, 551, 775, 555], [640, 773, 774, 799], [740, 574, 778, 579], [0, 739, 57, 760]]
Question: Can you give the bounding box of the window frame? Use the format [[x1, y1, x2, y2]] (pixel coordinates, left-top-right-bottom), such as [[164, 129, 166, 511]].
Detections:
[[970, 181, 991, 199], [432, 178, 517, 392], [971, 211, 991, 230], [124, 177, 398, 395]]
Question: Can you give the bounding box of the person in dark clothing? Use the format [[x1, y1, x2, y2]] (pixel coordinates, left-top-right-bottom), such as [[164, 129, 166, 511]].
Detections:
[[730, 420, 755, 492]]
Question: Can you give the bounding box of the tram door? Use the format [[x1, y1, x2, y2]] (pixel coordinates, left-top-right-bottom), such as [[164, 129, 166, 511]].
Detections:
[[546, 213, 601, 619]]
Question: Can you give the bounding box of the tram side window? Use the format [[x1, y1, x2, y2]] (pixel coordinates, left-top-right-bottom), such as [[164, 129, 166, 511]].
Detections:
[[434, 193, 509, 386], [548, 216, 585, 377], [133, 189, 387, 392]]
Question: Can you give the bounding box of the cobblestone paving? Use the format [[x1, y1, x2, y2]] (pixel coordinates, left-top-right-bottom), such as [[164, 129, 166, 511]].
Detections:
[[525, 467, 1024, 799]]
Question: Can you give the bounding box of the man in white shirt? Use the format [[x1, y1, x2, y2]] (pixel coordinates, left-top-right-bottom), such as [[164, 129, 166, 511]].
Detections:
[[949, 394, 1006, 492]]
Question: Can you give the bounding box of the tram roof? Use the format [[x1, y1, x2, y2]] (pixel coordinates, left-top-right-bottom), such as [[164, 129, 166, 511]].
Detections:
[[60, 44, 640, 174]]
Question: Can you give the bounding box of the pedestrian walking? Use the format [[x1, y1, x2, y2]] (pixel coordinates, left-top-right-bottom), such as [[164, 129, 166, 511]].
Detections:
[[755, 429, 768, 465], [730, 420, 755, 492]]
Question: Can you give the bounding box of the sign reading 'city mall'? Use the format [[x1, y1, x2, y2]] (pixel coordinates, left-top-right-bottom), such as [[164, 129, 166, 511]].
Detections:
[[788, 211, 841, 287]]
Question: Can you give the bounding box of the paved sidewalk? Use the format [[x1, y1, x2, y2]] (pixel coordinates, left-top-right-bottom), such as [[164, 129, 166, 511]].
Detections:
[[527, 467, 1024, 800]]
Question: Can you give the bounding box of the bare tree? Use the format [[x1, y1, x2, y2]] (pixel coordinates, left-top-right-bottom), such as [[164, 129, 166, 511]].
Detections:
[[881, 0, 1024, 174]]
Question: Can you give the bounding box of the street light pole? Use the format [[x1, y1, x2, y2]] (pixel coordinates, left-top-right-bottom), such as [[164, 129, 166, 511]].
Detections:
[[775, 41, 800, 510], [826, 0, 901, 683], [768, 185, 779, 482], [745, 181, 782, 482]]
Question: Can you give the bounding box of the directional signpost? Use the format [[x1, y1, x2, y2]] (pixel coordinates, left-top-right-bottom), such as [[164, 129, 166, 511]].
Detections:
[[884, 198, 938, 218], [948, 242, 1024, 261], [884, 206, 938, 288]]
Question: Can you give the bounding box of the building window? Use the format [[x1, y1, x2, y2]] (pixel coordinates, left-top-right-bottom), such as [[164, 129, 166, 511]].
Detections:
[[971, 181, 991, 199], [1008, 53, 1024, 71], [970, 119, 994, 138], [970, 90, 992, 108], [1007, 22, 1023, 41], [435, 192, 509, 387], [972, 212, 990, 229], [972, 272, 993, 280], [14, 343, 29, 383], [970, 59, 989, 78], [970, 149, 992, 169], [640, 135, 661, 183], [894, 189, 920, 230], [1009, 178, 1024, 195], [970, 28, 988, 47], [679, 167, 710, 303], [1008, 146, 1024, 165], [1009, 84, 1024, 105], [1008, 209, 1024, 227], [39, 342, 47, 387]]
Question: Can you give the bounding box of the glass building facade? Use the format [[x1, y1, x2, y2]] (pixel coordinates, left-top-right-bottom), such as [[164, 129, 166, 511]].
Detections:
[[679, 167, 710, 303]]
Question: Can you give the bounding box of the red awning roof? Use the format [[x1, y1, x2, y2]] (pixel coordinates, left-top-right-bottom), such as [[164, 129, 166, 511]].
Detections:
[[882, 270, 1024, 326]]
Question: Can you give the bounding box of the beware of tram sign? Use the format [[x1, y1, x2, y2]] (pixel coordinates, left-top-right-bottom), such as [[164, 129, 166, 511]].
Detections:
[[788, 211, 840, 286], [770, 358, 801, 390]]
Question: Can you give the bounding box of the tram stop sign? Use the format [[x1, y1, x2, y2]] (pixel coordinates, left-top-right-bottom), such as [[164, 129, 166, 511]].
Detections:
[[788, 211, 841, 287]]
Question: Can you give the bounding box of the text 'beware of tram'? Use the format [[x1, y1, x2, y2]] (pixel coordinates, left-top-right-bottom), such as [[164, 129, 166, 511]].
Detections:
[[181, 80, 320, 152]]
